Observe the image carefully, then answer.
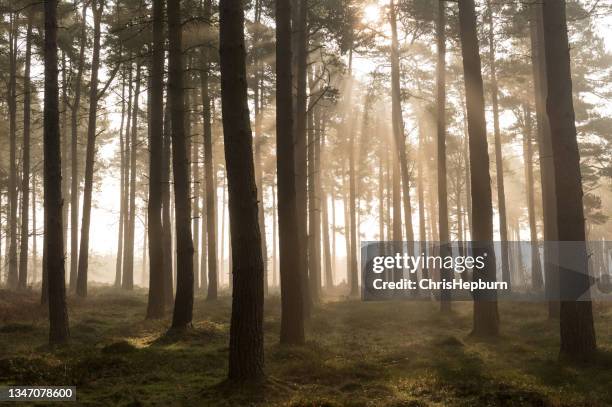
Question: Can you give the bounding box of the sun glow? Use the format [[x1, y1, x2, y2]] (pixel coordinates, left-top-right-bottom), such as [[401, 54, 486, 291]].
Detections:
[[363, 3, 380, 24]]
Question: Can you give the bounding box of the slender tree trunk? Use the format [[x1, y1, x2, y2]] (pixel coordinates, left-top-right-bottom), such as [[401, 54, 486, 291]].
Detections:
[[389, 0, 415, 247], [201, 4, 218, 300], [220, 0, 265, 381], [70, 1, 88, 292], [417, 128, 430, 281], [44, 0, 70, 344], [32, 176, 38, 283], [115, 69, 127, 287], [192, 131, 201, 291], [348, 109, 358, 296], [61, 52, 69, 251], [7, 12, 18, 289], [277, 0, 305, 345], [436, 0, 451, 311], [272, 183, 278, 289], [76, 1, 104, 297], [523, 105, 543, 290], [308, 75, 322, 301], [529, 1, 559, 319], [168, 0, 194, 330], [542, 0, 597, 362], [19, 19, 33, 289], [458, 0, 499, 337], [253, 0, 269, 297], [1, 189, 3, 283], [142, 213, 148, 285], [343, 167, 351, 285], [293, 0, 311, 317], [162, 102, 174, 306], [321, 130, 333, 290], [220, 175, 226, 287], [123, 63, 141, 291], [146, 0, 166, 319], [460, 95, 472, 237], [332, 190, 337, 278], [486, 0, 511, 288]]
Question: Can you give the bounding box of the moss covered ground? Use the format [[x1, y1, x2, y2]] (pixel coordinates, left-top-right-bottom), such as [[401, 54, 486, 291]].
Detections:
[[1, 287, 612, 406]]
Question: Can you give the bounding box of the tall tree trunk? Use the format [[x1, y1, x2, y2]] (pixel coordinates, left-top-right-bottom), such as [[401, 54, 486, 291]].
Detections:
[[253, 0, 269, 297], [458, 0, 499, 337], [436, 0, 451, 311], [44, 0, 70, 344], [192, 129, 201, 291], [70, 1, 88, 292], [122, 63, 141, 291], [348, 108, 358, 296], [201, 1, 218, 300], [486, 0, 510, 288], [7, 12, 18, 289], [146, 0, 166, 319], [389, 0, 415, 247], [115, 68, 127, 287], [391, 156, 402, 249], [293, 0, 311, 317], [277, 0, 305, 345], [32, 176, 38, 283], [141, 213, 148, 285], [460, 95, 472, 237], [19, 18, 33, 289], [1, 189, 3, 283], [321, 126, 333, 290], [522, 105, 543, 290], [343, 167, 352, 284], [76, 1, 104, 298], [220, 0, 265, 382], [542, 0, 596, 362], [220, 175, 226, 287], [417, 127, 428, 280], [61, 52, 70, 251], [168, 0, 194, 330], [162, 102, 174, 306], [529, 1, 559, 319], [272, 183, 278, 288]]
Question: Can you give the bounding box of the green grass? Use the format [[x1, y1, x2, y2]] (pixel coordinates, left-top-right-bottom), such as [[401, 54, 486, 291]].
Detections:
[[1, 287, 612, 406]]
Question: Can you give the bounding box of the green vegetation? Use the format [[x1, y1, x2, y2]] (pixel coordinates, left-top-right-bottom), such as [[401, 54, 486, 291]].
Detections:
[[2, 288, 612, 406]]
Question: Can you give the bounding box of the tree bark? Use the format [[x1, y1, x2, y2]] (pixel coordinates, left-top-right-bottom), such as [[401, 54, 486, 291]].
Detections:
[[529, 1, 559, 319], [253, 0, 269, 297], [76, 1, 104, 298], [436, 0, 451, 311], [276, 0, 305, 345], [522, 105, 543, 290], [542, 0, 597, 362], [220, 0, 265, 382], [168, 0, 194, 330], [115, 68, 127, 288], [7, 12, 18, 289], [146, 0, 166, 319], [70, 1, 88, 292], [19, 18, 33, 290], [293, 0, 311, 317], [44, 0, 70, 344], [389, 0, 415, 248], [486, 0, 511, 288], [458, 0, 499, 337], [61, 52, 70, 256], [122, 63, 141, 291], [162, 102, 174, 307], [200, 3, 218, 300]]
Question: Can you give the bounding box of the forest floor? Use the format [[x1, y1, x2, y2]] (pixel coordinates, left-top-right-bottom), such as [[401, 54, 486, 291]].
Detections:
[[1, 287, 612, 406]]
